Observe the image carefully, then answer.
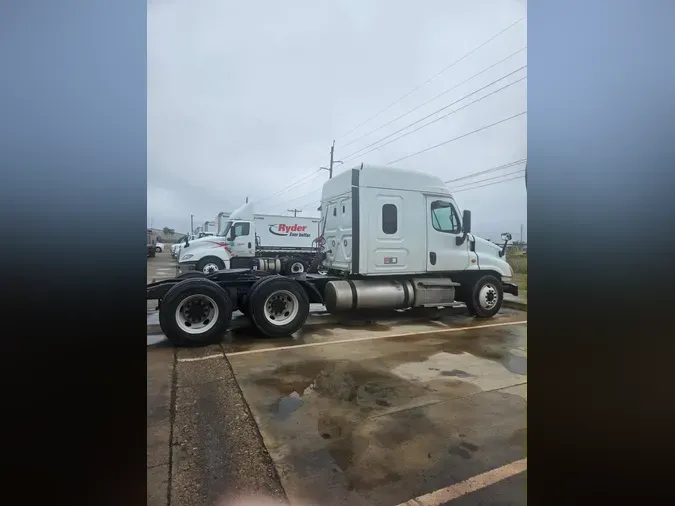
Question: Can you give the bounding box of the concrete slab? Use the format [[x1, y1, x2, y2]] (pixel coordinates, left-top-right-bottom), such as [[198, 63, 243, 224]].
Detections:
[[147, 423, 171, 468], [147, 345, 174, 505], [229, 321, 527, 505], [169, 348, 286, 506], [147, 464, 170, 506], [504, 293, 527, 311]]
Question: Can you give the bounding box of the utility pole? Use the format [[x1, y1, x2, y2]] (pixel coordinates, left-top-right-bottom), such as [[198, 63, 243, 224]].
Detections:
[[520, 224, 524, 244], [320, 140, 342, 179], [190, 214, 194, 234], [287, 208, 302, 217]]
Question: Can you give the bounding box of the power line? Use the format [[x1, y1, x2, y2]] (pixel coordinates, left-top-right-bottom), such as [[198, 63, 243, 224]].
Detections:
[[386, 110, 527, 166], [270, 184, 325, 211], [453, 173, 525, 193], [451, 168, 526, 190], [257, 169, 323, 202], [336, 16, 526, 143], [445, 158, 527, 183], [341, 46, 527, 149], [255, 140, 339, 204], [271, 166, 526, 213], [341, 70, 527, 163], [288, 163, 527, 211]]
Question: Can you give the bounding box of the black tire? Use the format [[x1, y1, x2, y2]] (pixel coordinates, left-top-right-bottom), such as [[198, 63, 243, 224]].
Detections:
[[464, 275, 503, 318], [155, 246, 162, 253], [196, 256, 225, 274], [178, 271, 207, 280], [283, 257, 307, 275], [249, 277, 310, 338], [159, 278, 232, 347]]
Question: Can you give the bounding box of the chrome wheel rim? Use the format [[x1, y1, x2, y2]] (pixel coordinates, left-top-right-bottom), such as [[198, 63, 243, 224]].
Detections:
[[263, 290, 299, 326], [478, 283, 499, 310], [175, 294, 219, 334]]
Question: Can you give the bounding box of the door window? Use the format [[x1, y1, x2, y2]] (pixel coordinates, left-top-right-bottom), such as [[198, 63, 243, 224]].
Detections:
[[430, 201, 460, 234], [231, 222, 250, 239]]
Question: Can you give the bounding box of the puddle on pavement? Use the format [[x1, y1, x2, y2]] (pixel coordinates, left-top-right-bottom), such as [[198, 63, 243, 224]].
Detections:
[[264, 383, 526, 496], [386, 325, 527, 374], [147, 334, 169, 347], [226, 306, 478, 348], [248, 325, 526, 425], [502, 353, 527, 375], [273, 392, 304, 420], [237, 324, 527, 500]]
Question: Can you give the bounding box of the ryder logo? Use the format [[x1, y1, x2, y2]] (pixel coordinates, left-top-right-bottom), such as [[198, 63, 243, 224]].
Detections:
[[269, 224, 310, 238]]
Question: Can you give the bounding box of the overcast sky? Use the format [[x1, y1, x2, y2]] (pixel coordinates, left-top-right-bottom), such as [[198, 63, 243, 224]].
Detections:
[[148, 0, 527, 241]]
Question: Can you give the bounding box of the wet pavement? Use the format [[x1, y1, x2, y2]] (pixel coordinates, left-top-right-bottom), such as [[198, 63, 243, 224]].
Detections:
[[147, 250, 178, 283], [147, 255, 527, 505], [228, 318, 527, 505]]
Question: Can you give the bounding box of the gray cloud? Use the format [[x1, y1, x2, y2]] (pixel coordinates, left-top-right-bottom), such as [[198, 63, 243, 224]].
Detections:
[[148, 0, 527, 241]]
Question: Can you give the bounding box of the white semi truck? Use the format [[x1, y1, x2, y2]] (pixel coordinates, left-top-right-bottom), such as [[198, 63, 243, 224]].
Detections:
[[177, 206, 322, 275], [147, 164, 518, 347]]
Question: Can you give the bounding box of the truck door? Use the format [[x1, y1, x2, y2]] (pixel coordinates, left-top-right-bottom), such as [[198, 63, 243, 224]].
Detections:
[[425, 196, 471, 272], [229, 221, 253, 257]]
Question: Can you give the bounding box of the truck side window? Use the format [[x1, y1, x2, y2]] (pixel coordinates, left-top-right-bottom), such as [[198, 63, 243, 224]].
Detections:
[[231, 222, 250, 239], [382, 204, 397, 234], [430, 201, 460, 234]]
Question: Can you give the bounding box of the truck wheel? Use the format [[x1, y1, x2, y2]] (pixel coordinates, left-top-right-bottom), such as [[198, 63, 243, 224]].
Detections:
[[284, 257, 307, 275], [196, 256, 225, 274], [155, 246, 162, 253], [249, 277, 310, 338], [464, 275, 503, 318], [159, 278, 232, 347]]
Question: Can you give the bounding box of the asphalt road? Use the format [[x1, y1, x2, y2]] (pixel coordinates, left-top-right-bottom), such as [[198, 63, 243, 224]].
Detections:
[[147, 252, 527, 505]]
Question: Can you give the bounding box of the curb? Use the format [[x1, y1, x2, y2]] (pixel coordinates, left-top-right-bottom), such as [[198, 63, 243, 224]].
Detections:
[[503, 299, 527, 311]]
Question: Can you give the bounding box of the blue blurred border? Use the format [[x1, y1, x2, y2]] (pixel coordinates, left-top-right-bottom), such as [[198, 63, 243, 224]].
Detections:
[[529, 0, 675, 501], [0, 1, 147, 504]]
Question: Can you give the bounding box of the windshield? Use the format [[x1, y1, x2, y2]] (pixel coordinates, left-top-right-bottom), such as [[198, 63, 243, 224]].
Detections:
[[218, 220, 233, 237]]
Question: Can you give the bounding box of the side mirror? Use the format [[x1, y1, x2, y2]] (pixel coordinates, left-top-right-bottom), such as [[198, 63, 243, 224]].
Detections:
[[462, 210, 472, 234], [499, 232, 512, 257], [456, 209, 472, 246]]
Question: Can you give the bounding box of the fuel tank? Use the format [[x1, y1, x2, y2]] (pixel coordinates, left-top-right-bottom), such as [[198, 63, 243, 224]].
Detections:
[[324, 279, 414, 313], [256, 258, 282, 273]]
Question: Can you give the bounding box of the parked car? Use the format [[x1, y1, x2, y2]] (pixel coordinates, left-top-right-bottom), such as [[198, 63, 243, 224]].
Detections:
[[155, 242, 165, 253]]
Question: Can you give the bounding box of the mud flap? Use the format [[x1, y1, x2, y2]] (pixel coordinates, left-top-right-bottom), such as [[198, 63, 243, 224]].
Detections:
[[502, 282, 519, 296]]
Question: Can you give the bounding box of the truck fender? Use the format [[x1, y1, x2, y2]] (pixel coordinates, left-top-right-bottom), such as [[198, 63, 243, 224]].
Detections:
[[296, 279, 323, 304]]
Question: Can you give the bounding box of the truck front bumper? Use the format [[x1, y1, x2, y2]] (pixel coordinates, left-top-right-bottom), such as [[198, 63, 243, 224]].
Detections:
[[176, 262, 197, 275], [502, 282, 519, 296]]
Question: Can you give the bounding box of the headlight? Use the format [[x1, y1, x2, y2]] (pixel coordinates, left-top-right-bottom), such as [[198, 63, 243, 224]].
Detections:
[[182, 254, 193, 260]]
